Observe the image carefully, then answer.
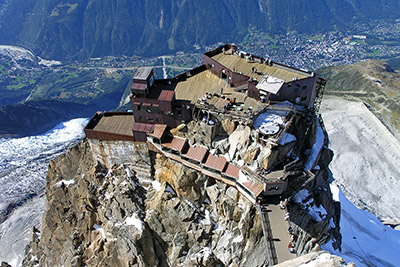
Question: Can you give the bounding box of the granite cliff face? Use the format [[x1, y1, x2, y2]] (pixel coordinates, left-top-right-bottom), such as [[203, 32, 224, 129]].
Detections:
[[22, 115, 346, 266], [22, 140, 269, 266]]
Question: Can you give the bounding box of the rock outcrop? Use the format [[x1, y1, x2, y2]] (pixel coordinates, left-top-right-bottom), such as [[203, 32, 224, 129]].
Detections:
[[275, 251, 355, 267], [23, 141, 269, 266], [22, 114, 345, 266]]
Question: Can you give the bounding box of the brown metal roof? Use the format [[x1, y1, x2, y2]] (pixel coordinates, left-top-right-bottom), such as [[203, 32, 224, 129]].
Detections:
[[223, 164, 240, 179], [204, 154, 227, 172], [182, 146, 209, 163], [158, 90, 175, 101], [148, 124, 167, 139], [132, 122, 154, 133], [92, 113, 135, 136], [211, 49, 309, 82], [240, 179, 264, 197], [133, 67, 153, 80], [161, 137, 187, 152]]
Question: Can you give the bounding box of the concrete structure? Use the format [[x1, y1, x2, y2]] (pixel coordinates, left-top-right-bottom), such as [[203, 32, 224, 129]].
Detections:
[[85, 44, 325, 142]]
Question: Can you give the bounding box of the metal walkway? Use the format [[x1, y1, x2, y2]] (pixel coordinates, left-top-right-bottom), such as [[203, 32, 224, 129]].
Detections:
[[259, 203, 296, 265]]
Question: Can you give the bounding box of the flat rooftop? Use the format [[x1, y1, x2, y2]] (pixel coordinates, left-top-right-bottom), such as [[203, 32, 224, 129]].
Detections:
[[174, 69, 233, 104], [92, 113, 134, 136], [211, 49, 309, 82], [174, 68, 267, 113], [133, 67, 152, 80]]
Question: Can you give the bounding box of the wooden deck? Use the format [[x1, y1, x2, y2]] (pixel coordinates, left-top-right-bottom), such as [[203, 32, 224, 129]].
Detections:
[[212, 50, 309, 82]]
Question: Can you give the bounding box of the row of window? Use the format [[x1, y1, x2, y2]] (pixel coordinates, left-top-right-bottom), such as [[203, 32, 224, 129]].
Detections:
[[288, 83, 307, 91], [137, 116, 162, 123]]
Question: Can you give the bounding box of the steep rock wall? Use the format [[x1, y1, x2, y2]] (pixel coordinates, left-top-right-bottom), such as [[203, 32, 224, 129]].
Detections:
[[22, 134, 344, 266], [22, 141, 269, 266]]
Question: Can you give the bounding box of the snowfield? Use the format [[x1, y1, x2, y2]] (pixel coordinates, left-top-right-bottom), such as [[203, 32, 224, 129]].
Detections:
[[321, 97, 400, 223], [322, 182, 400, 267], [321, 97, 400, 266]]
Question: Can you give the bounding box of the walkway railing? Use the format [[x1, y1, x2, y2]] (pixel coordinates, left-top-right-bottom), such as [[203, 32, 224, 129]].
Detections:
[[259, 205, 279, 265]]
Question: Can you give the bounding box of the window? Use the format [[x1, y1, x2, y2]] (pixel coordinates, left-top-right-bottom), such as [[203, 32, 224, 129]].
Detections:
[[136, 105, 141, 111], [302, 85, 307, 90], [177, 109, 182, 117], [301, 96, 307, 101], [156, 118, 161, 123], [288, 83, 292, 87], [147, 117, 154, 122]]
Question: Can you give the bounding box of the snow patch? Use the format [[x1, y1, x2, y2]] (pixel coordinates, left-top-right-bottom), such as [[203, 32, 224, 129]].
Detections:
[[294, 189, 310, 203], [233, 235, 243, 243], [200, 209, 212, 225], [125, 213, 145, 232], [125, 167, 135, 178], [165, 184, 177, 196], [238, 170, 249, 183], [104, 192, 112, 200], [55, 179, 75, 187], [294, 189, 326, 221], [298, 252, 336, 266], [38, 57, 62, 67], [307, 204, 327, 222], [152, 180, 161, 191], [254, 111, 285, 135], [93, 224, 106, 239], [304, 121, 325, 170], [329, 218, 336, 229]]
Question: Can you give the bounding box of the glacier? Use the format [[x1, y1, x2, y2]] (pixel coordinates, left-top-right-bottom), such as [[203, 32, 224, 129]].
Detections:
[[0, 118, 88, 266], [0, 118, 89, 219]]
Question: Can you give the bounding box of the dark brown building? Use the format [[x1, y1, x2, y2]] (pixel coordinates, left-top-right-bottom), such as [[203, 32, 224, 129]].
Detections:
[[85, 44, 325, 142]]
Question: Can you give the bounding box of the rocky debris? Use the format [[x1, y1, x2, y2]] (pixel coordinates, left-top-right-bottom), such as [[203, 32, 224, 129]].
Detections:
[[228, 125, 251, 161], [23, 141, 159, 266], [286, 157, 342, 255], [170, 124, 188, 137], [243, 145, 260, 164], [148, 154, 268, 266], [221, 118, 238, 135], [274, 251, 355, 267], [212, 136, 230, 155]]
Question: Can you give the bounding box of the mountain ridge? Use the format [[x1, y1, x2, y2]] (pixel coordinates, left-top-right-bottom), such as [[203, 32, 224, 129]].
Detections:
[[1, 0, 399, 60]]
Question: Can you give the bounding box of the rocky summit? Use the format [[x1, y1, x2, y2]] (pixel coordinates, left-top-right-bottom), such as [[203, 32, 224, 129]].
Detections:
[[21, 117, 347, 266], [21, 44, 350, 266]]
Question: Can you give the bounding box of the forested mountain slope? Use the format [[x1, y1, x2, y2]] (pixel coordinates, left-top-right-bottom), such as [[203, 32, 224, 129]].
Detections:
[[0, 0, 398, 60]]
